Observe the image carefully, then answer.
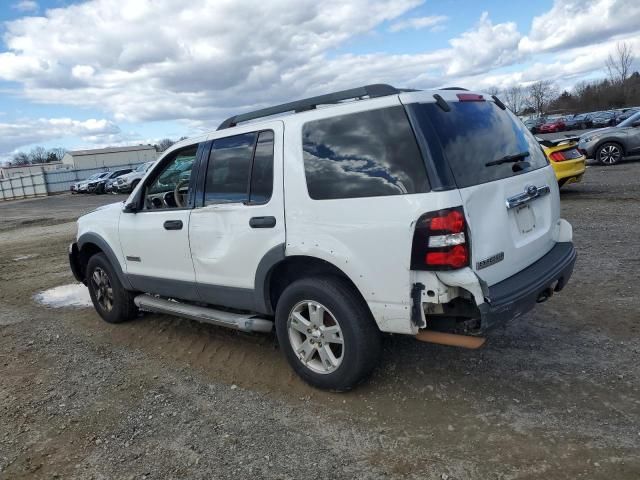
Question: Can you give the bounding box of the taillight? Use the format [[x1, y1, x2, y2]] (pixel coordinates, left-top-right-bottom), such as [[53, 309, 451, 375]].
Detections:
[[411, 207, 470, 270], [457, 93, 485, 102], [548, 148, 582, 162], [549, 151, 566, 162]]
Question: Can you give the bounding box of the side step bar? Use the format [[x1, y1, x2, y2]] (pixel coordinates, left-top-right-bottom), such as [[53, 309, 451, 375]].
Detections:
[[134, 294, 273, 333]]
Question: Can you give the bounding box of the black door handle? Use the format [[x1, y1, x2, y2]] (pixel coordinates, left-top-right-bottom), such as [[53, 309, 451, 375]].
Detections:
[[249, 216, 276, 228], [163, 220, 183, 230]]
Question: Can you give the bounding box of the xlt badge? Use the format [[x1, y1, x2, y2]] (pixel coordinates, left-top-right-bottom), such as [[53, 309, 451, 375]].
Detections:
[[476, 252, 504, 270]]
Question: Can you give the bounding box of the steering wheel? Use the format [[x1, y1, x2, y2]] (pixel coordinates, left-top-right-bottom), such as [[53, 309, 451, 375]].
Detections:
[[174, 178, 190, 208]]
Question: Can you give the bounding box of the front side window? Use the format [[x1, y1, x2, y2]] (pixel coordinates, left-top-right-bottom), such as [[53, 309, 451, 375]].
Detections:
[[144, 145, 197, 209], [204, 130, 274, 205], [302, 106, 429, 200]]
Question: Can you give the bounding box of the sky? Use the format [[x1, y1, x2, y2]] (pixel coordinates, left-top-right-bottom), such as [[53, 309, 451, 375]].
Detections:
[[0, 0, 639, 163]]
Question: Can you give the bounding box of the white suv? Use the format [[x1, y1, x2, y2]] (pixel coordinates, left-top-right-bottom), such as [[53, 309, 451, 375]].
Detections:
[[69, 85, 576, 391]]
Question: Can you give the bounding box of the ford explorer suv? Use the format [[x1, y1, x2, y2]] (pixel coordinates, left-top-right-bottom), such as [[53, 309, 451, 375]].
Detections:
[[69, 85, 576, 391]]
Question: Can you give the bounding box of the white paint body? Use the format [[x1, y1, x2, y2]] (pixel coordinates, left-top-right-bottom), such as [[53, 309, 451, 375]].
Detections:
[[76, 89, 572, 336]]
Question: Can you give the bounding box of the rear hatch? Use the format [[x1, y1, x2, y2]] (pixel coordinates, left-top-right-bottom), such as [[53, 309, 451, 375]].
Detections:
[[404, 94, 559, 286]]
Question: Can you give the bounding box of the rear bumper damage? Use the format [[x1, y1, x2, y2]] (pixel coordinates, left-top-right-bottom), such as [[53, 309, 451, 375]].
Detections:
[[478, 242, 576, 330]]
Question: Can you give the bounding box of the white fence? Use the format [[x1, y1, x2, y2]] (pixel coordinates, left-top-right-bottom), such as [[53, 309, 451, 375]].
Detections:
[[0, 173, 48, 201], [0, 161, 146, 201]]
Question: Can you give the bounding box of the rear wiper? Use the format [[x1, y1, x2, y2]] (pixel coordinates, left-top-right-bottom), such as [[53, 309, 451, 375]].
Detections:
[[485, 151, 530, 167]]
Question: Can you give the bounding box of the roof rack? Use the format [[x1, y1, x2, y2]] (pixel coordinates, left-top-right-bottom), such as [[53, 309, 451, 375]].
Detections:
[[440, 87, 469, 91], [217, 84, 401, 130]]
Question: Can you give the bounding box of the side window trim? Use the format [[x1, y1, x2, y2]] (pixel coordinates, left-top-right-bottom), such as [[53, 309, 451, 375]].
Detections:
[[246, 130, 274, 206], [200, 129, 274, 208]]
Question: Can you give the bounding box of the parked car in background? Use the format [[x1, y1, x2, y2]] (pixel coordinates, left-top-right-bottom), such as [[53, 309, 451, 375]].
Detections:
[[72, 172, 110, 193], [524, 117, 546, 134], [538, 117, 566, 133], [91, 169, 133, 194], [578, 111, 640, 165], [564, 113, 593, 130], [614, 108, 639, 125], [538, 137, 586, 187], [590, 111, 617, 128], [69, 84, 576, 391], [114, 161, 155, 193]]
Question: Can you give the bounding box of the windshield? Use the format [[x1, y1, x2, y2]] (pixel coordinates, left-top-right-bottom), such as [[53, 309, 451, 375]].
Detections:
[[618, 111, 640, 128], [85, 173, 101, 180], [135, 162, 150, 172], [407, 101, 548, 188]]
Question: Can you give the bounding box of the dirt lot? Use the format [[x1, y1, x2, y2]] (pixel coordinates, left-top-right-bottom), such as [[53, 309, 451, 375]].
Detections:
[[1, 163, 639, 480]]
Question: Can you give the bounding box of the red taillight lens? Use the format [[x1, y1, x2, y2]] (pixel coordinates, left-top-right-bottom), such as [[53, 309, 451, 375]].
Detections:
[[429, 209, 465, 233], [411, 207, 470, 271], [426, 245, 469, 269], [549, 151, 566, 162], [456, 93, 485, 102]]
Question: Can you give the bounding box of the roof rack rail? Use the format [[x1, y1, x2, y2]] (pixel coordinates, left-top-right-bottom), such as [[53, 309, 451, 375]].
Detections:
[[217, 84, 400, 130], [440, 87, 469, 91]]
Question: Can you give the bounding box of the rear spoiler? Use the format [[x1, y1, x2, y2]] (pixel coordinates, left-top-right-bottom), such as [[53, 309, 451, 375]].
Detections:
[[536, 136, 580, 148]]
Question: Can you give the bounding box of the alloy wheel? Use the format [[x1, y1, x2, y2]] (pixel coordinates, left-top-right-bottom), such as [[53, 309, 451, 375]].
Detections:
[[287, 300, 344, 374], [599, 145, 621, 164], [91, 267, 114, 312]]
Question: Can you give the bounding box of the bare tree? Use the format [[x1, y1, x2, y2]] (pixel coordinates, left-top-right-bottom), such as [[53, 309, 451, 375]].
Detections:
[[11, 152, 30, 165], [503, 85, 524, 114], [28, 146, 48, 164], [49, 147, 67, 162], [605, 42, 634, 84], [156, 138, 175, 152], [485, 86, 501, 96], [528, 80, 557, 115]]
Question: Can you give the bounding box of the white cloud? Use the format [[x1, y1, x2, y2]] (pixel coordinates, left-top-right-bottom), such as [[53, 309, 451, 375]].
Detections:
[[520, 0, 640, 53], [0, 118, 123, 158], [389, 15, 448, 32], [0, 0, 638, 137], [11, 1, 38, 12]]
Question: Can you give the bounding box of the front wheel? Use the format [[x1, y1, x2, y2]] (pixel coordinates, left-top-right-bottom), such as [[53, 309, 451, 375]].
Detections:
[[86, 253, 138, 323], [275, 276, 381, 391], [596, 142, 623, 166]]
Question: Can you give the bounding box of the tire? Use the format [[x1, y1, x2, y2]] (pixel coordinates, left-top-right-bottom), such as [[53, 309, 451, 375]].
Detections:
[[275, 276, 382, 391], [595, 142, 623, 166], [580, 122, 587, 130], [130, 180, 140, 191], [86, 253, 138, 323]]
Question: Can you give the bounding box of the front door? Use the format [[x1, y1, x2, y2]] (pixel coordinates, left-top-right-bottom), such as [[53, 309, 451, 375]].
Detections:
[[119, 143, 200, 298], [189, 123, 285, 312]]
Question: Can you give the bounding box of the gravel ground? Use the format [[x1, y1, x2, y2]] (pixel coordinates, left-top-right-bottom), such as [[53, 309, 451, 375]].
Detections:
[[1, 162, 639, 480]]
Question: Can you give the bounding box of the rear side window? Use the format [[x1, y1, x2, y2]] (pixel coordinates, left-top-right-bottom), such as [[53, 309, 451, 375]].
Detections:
[[204, 130, 274, 205], [302, 106, 429, 200], [407, 101, 548, 189]]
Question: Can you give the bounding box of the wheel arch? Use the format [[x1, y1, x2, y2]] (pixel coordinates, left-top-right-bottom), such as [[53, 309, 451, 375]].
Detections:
[[77, 233, 133, 290], [260, 254, 371, 318], [595, 138, 626, 156]]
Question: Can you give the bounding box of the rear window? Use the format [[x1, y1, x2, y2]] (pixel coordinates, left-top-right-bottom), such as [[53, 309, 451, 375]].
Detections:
[[407, 101, 548, 188], [302, 106, 429, 200]]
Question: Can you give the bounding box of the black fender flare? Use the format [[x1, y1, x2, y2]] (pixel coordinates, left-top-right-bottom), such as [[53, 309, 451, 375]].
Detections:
[[77, 232, 133, 290], [254, 243, 285, 315]]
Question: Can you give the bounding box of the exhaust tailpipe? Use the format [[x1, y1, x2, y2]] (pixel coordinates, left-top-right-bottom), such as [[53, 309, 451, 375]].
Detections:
[[416, 331, 486, 349]]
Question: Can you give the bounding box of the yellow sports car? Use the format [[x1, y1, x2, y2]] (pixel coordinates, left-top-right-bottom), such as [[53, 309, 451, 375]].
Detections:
[[538, 137, 586, 187]]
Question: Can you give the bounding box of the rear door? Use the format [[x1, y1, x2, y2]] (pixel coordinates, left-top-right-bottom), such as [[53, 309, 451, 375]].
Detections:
[[405, 97, 559, 286], [189, 122, 285, 310]]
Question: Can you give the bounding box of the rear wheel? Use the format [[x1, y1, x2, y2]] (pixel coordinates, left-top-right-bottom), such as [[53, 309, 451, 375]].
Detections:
[[86, 253, 137, 323], [130, 180, 140, 192], [596, 142, 623, 165], [275, 276, 381, 391]]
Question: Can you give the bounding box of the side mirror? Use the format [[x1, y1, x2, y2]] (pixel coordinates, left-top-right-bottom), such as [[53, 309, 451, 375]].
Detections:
[[123, 189, 142, 213], [123, 202, 138, 213]]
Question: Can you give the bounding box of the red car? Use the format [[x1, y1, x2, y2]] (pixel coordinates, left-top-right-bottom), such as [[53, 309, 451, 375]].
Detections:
[[538, 118, 566, 133]]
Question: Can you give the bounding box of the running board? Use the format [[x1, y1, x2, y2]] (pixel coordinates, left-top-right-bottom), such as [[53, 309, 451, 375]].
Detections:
[[133, 294, 273, 333]]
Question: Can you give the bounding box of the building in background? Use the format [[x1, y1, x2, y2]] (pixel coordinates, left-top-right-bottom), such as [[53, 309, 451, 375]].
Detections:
[[0, 162, 70, 179], [61, 145, 159, 170]]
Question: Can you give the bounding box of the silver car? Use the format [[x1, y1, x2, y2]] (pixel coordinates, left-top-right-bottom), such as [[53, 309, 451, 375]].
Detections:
[[578, 111, 640, 165]]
